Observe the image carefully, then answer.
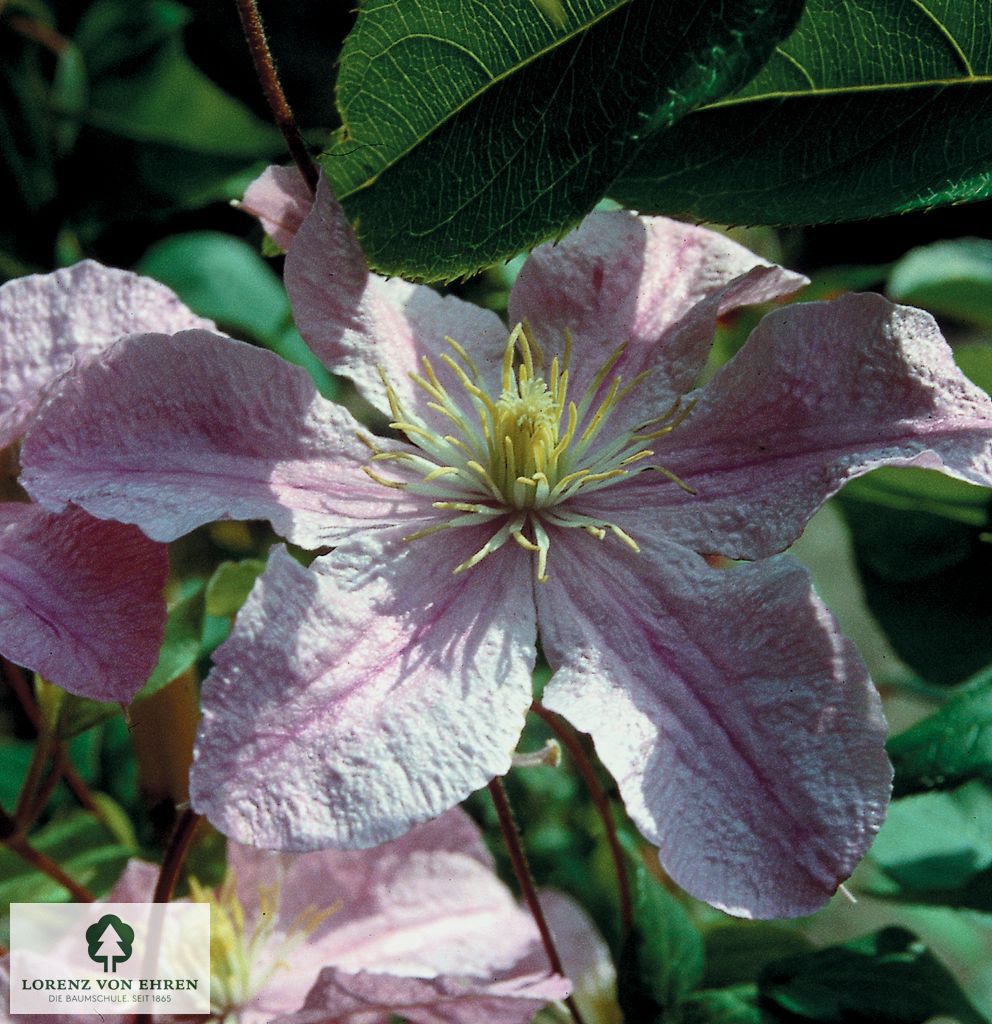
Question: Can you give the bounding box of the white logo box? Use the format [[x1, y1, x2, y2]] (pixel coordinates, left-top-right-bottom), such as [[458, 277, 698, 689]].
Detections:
[[10, 903, 210, 1015]]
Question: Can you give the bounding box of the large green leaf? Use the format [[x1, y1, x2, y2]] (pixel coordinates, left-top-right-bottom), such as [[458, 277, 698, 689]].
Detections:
[[888, 676, 992, 797], [322, 0, 804, 281], [612, 0, 992, 224]]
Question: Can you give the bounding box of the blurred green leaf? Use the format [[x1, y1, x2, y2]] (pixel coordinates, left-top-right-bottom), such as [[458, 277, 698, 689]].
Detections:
[[675, 985, 769, 1024], [889, 239, 992, 330], [76, 0, 278, 156], [205, 559, 267, 618], [137, 579, 206, 701], [136, 231, 338, 399], [613, 0, 992, 224], [617, 833, 704, 1020], [0, 809, 134, 907], [957, 344, 992, 394], [324, 0, 803, 280], [703, 924, 813, 989], [868, 780, 992, 900], [836, 468, 992, 685], [759, 926, 986, 1024], [889, 677, 992, 797]]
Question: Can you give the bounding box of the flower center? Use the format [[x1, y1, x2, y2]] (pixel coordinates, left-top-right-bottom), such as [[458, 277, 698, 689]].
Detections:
[[362, 323, 694, 581], [189, 875, 334, 1022]]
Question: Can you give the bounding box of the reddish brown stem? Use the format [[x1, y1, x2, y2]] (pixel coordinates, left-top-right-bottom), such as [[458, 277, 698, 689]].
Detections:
[[153, 807, 202, 903], [235, 0, 318, 194], [13, 730, 54, 826], [0, 807, 93, 901], [488, 777, 587, 1024], [531, 700, 634, 936], [20, 745, 67, 832], [2, 659, 99, 813]]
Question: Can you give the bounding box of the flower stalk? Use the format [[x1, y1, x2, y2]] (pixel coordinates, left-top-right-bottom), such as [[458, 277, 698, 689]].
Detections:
[[234, 0, 318, 194], [531, 700, 633, 937], [488, 777, 588, 1024]]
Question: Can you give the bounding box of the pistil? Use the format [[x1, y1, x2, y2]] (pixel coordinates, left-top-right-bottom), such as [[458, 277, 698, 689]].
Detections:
[[362, 323, 695, 580]]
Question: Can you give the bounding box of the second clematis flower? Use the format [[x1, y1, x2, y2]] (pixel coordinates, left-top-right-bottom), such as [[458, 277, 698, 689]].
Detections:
[[21, 170, 992, 919]]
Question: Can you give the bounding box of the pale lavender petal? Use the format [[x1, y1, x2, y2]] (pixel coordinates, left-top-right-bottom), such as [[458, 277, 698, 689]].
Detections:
[[588, 292, 992, 559], [508, 212, 805, 418], [285, 177, 508, 419], [239, 164, 314, 252], [279, 967, 569, 1024], [21, 330, 430, 546], [536, 529, 890, 919], [0, 504, 166, 703], [191, 530, 536, 850], [107, 859, 159, 901], [233, 810, 534, 977], [232, 809, 547, 1019], [0, 260, 211, 447]]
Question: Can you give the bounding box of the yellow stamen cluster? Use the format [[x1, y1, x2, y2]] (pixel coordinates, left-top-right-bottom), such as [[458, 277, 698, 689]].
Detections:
[[362, 323, 694, 582], [188, 875, 336, 1022]]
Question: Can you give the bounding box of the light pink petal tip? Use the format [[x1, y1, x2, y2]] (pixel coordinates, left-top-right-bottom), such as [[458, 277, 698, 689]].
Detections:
[[0, 504, 166, 703], [239, 164, 314, 252], [191, 531, 536, 850], [279, 967, 569, 1024], [509, 211, 806, 418], [598, 292, 992, 560], [536, 531, 891, 919], [0, 260, 210, 448], [21, 330, 429, 547], [285, 175, 509, 419]]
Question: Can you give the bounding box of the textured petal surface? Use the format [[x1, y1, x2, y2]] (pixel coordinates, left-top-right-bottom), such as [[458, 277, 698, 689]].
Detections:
[[0, 260, 210, 447], [285, 177, 508, 419], [508, 212, 805, 420], [191, 530, 536, 849], [280, 967, 568, 1024], [239, 164, 314, 251], [0, 504, 166, 703], [233, 809, 547, 1021], [21, 330, 428, 546], [577, 292, 992, 560], [536, 529, 891, 919]]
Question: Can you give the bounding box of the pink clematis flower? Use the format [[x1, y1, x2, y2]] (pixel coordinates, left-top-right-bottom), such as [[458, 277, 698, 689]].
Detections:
[[0, 809, 568, 1024], [22, 171, 992, 917], [0, 262, 209, 702]]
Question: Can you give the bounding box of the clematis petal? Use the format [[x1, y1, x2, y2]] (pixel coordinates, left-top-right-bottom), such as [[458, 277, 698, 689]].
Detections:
[[0, 504, 166, 703], [589, 292, 992, 560], [232, 809, 549, 1022], [508, 211, 805, 418], [231, 810, 541, 982], [21, 330, 429, 546], [190, 530, 536, 851], [536, 528, 891, 919], [285, 176, 508, 419], [239, 164, 314, 252], [0, 260, 210, 448], [280, 967, 569, 1024]]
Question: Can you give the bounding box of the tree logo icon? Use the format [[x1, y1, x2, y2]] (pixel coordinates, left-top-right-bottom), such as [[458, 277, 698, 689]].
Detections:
[[85, 914, 134, 973]]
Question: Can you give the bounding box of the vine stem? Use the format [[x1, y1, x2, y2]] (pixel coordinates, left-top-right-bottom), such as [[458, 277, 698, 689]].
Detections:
[[153, 807, 202, 903], [531, 700, 634, 936], [2, 659, 98, 813], [487, 777, 588, 1024], [234, 0, 319, 194], [0, 807, 93, 902]]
